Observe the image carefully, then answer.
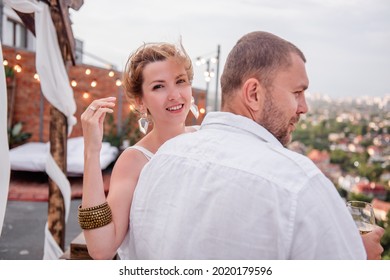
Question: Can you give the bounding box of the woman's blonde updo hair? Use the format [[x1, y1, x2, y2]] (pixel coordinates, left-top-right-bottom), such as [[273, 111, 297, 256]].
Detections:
[[122, 42, 193, 103]]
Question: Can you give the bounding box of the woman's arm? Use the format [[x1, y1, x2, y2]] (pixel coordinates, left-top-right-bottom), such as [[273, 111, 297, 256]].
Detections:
[[82, 149, 147, 259], [80, 97, 146, 259]]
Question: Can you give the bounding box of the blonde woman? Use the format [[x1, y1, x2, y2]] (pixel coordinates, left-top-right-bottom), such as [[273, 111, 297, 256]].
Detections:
[[79, 42, 197, 259]]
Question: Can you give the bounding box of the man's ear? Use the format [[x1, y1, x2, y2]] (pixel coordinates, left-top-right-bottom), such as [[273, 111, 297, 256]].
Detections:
[[242, 78, 263, 111]]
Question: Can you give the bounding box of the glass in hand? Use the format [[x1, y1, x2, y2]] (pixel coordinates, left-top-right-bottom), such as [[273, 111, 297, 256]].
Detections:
[[346, 200, 376, 235]]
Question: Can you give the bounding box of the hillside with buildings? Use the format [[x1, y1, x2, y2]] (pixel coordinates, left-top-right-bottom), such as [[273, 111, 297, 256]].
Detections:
[[289, 93, 390, 258]]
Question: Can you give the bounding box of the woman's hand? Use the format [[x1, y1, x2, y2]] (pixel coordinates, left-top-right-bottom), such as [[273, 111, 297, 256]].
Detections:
[[81, 97, 116, 153]]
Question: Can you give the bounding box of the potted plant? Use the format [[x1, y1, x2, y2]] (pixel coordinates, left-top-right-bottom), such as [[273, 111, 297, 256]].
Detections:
[[4, 65, 14, 85], [8, 122, 32, 148]]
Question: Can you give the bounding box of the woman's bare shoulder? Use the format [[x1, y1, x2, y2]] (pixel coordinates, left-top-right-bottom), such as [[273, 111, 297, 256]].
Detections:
[[114, 147, 149, 174], [185, 125, 200, 133]]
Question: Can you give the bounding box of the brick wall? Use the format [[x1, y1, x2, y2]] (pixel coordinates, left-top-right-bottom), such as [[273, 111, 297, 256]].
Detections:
[[3, 46, 206, 145]]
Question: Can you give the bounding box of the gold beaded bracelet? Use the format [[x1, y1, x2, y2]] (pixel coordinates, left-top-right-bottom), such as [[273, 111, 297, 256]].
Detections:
[[78, 202, 112, 230]]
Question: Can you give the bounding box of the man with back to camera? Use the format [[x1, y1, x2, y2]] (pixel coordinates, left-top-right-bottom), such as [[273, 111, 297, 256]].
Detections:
[[123, 31, 384, 259]]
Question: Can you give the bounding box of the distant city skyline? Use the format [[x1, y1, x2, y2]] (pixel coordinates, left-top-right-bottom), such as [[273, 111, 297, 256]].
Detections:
[[71, 0, 390, 99]]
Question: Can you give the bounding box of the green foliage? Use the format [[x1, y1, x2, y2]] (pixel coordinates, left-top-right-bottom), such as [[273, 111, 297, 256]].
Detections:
[[360, 138, 373, 148], [386, 192, 390, 203], [337, 187, 348, 198], [8, 122, 32, 148], [357, 162, 384, 182], [329, 148, 383, 180], [292, 120, 335, 150], [4, 65, 14, 78], [103, 111, 143, 149], [378, 211, 390, 260], [347, 192, 372, 203], [330, 149, 349, 165], [293, 108, 390, 259]]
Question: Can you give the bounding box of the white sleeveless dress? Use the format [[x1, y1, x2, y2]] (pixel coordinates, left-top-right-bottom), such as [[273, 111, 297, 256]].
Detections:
[[117, 145, 154, 259], [125, 145, 154, 161]]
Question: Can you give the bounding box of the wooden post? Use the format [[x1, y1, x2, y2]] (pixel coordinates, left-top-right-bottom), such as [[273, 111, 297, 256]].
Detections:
[[46, 0, 78, 251], [47, 106, 67, 250], [13, 0, 82, 254], [6, 74, 16, 129]]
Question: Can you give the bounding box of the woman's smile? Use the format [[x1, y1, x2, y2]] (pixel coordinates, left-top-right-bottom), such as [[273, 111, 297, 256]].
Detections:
[[166, 103, 184, 112]]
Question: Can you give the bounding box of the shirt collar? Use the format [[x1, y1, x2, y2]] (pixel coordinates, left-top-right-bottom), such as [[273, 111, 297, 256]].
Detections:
[[201, 112, 283, 148]]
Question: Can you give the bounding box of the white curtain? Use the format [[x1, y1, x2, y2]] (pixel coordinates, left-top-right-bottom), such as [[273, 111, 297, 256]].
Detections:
[[0, 42, 10, 237], [3, 0, 77, 259]]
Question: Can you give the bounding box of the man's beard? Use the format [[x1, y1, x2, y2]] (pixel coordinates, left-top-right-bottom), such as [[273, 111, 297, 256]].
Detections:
[[258, 96, 299, 147]]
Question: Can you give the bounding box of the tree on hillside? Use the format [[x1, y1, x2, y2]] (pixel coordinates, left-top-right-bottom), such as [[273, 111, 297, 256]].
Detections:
[[377, 211, 390, 260]]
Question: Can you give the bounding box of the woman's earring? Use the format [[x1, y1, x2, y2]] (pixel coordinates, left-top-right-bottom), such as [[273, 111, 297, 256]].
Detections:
[[138, 112, 149, 134], [190, 96, 199, 119]]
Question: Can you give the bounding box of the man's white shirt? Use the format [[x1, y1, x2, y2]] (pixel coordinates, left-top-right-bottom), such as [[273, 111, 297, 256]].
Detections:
[[120, 112, 366, 260]]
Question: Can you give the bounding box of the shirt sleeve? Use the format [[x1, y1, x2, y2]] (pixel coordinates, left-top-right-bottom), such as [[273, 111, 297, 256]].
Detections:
[[289, 173, 366, 260]]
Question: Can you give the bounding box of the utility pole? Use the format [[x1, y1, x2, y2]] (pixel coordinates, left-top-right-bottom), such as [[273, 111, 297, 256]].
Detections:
[[195, 44, 221, 113], [205, 59, 210, 111], [117, 83, 123, 136], [214, 45, 221, 111]]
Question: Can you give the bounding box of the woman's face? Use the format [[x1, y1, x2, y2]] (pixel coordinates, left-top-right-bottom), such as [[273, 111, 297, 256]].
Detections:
[[141, 58, 192, 127]]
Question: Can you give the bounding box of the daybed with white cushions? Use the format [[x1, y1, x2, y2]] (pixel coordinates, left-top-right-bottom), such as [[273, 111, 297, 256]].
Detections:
[[9, 137, 119, 176]]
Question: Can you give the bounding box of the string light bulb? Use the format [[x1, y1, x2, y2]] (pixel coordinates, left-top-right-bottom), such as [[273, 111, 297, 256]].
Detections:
[[16, 53, 22, 60], [14, 65, 22, 73], [108, 71, 115, 77], [3, 60, 8, 66], [34, 73, 40, 81], [85, 68, 91, 75], [91, 80, 97, 87], [71, 80, 77, 87], [83, 92, 90, 99], [115, 79, 122, 87]]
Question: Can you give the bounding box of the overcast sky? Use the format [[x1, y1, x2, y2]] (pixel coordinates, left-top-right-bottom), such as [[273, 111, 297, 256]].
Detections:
[[70, 0, 390, 100]]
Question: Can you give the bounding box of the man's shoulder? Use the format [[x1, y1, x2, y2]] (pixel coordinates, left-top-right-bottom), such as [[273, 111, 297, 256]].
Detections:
[[244, 144, 324, 193], [273, 145, 320, 175], [157, 130, 199, 154]]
